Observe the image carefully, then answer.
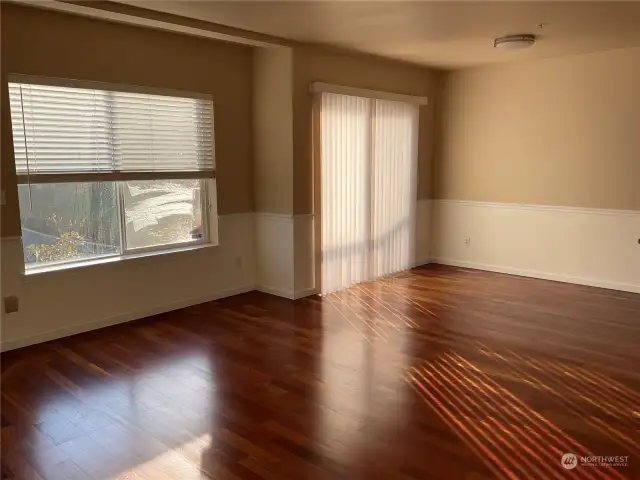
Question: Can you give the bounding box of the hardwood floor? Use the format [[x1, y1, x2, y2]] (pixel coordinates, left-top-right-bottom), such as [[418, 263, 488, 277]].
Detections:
[[2, 265, 639, 479]]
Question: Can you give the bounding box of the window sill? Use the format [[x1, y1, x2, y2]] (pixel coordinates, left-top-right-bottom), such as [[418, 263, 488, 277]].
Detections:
[[23, 242, 218, 276]]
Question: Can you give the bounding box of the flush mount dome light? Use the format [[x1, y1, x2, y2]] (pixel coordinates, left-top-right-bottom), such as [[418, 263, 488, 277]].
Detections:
[[494, 34, 536, 50]]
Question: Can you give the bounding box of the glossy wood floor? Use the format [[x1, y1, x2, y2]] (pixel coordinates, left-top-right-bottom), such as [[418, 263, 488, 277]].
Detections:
[[2, 265, 639, 479]]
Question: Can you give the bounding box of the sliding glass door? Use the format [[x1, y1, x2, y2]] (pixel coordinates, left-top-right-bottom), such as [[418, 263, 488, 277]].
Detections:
[[319, 92, 419, 294]]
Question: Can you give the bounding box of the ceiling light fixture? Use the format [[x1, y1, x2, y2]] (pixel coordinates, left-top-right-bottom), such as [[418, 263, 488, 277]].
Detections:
[[494, 34, 536, 50]]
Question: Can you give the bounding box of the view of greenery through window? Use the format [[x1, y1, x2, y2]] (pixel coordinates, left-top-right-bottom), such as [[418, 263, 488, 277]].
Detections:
[[19, 182, 120, 266], [19, 180, 204, 268]]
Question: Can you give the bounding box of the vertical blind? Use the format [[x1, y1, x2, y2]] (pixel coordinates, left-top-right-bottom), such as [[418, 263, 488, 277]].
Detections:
[[320, 92, 419, 294], [8, 75, 215, 183]]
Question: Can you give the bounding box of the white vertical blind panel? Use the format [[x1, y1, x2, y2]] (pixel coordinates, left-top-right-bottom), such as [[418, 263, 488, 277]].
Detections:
[[320, 93, 418, 294], [321, 93, 418, 293], [320, 93, 370, 294], [371, 99, 418, 279], [9, 80, 214, 180]]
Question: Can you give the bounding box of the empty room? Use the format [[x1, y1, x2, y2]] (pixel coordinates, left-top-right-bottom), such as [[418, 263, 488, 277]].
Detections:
[[1, 1, 638, 479]]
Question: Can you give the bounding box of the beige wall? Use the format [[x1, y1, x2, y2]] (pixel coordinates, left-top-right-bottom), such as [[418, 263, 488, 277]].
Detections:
[[0, 4, 254, 237], [0, 4, 442, 225], [292, 45, 441, 215], [253, 47, 294, 214], [436, 47, 640, 211]]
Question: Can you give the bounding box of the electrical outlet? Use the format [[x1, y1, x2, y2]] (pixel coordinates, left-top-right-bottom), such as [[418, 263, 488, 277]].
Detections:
[[464, 237, 471, 247], [4, 296, 19, 314], [235, 256, 243, 269]]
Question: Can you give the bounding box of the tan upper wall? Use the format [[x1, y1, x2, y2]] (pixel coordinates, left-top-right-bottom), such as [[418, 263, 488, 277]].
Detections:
[[292, 45, 441, 215], [0, 3, 254, 237], [253, 48, 294, 214], [1, 3, 442, 227], [436, 47, 640, 211]]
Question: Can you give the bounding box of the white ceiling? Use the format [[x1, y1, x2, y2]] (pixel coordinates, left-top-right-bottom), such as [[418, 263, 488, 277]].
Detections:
[[115, 1, 640, 69]]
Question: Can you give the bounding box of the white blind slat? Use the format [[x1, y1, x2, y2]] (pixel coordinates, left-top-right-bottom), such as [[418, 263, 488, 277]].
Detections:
[[9, 78, 215, 179]]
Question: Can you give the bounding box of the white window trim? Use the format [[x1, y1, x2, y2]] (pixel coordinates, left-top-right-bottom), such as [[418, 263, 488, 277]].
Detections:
[[8, 73, 214, 101], [310, 82, 428, 106], [23, 242, 218, 276]]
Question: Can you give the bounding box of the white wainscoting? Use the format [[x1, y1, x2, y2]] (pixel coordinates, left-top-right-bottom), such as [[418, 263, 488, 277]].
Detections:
[[415, 198, 432, 267], [268, 199, 431, 298], [431, 200, 640, 293], [255, 212, 295, 298], [255, 212, 318, 299], [0, 213, 257, 352], [8, 199, 631, 351], [260, 199, 432, 298], [293, 214, 317, 299]]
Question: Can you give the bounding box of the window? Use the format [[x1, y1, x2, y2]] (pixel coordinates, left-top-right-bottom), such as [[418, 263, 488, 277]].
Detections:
[[9, 75, 217, 271]]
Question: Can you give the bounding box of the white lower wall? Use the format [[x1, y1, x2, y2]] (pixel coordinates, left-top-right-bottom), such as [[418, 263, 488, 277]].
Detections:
[[254, 212, 318, 300], [7, 199, 633, 352], [293, 214, 316, 299], [415, 198, 431, 266], [285, 198, 431, 297], [0, 213, 257, 352], [432, 200, 640, 293], [255, 213, 295, 298]]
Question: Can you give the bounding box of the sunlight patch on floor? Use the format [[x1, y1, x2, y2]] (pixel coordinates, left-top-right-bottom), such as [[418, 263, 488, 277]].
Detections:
[[116, 434, 211, 479]]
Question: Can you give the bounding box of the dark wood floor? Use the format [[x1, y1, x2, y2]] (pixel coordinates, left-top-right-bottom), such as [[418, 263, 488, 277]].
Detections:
[[2, 265, 639, 479]]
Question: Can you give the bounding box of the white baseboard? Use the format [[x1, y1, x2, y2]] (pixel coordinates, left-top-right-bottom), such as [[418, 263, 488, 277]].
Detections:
[[294, 287, 318, 299], [0, 284, 256, 353], [434, 258, 640, 294], [256, 285, 318, 300], [256, 284, 295, 299], [413, 259, 432, 268]]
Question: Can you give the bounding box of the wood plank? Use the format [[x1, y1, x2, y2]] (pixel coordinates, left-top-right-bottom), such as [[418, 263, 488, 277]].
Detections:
[[1, 265, 638, 479]]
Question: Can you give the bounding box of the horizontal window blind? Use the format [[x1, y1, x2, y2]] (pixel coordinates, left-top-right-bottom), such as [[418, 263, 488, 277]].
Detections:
[[9, 76, 215, 183]]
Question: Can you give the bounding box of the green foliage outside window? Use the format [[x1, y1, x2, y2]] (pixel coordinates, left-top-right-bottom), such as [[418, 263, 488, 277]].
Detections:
[[27, 232, 83, 263]]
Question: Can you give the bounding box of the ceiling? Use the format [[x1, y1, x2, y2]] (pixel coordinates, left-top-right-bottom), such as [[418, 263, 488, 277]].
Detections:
[[114, 1, 640, 69]]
